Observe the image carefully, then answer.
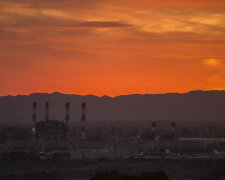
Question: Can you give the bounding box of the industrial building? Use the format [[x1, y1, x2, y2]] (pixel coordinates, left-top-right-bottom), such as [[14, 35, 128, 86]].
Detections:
[[2, 101, 225, 161], [32, 102, 70, 141]]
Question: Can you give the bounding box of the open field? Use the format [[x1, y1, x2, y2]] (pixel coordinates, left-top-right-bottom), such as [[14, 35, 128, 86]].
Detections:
[[0, 159, 225, 180]]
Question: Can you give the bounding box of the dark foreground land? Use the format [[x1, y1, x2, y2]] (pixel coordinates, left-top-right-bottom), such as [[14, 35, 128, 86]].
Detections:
[[0, 159, 225, 180]]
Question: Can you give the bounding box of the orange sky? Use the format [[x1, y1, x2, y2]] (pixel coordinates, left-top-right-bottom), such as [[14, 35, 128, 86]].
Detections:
[[0, 0, 225, 97]]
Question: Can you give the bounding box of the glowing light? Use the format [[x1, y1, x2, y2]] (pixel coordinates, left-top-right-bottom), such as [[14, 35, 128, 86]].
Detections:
[[203, 59, 223, 67]]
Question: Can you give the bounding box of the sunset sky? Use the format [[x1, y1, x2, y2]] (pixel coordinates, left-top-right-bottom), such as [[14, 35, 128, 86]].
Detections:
[[0, 0, 225, 97]]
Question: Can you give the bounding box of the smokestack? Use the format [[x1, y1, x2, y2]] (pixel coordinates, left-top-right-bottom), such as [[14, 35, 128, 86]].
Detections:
[[33, 102, 36, 122], [45, 102, 49, 121], [81, 102, 86, 140], [66, 102, 70, 121], [65, 102, 70, 140], [151, 122, 157, 132], [171, 122, 176, 132], [32, 102, 37, 136]]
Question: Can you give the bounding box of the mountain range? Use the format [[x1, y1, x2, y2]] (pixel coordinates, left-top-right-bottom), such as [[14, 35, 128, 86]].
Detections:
[[0, 90, 225, 126]]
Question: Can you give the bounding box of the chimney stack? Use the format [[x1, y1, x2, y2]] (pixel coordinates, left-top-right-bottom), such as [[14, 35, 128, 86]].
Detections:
[[151, 122, 157, 132], [45, 102, 49, 121], [171, 122, 176, 132], [81, 102, 86, 140], [66, 102, 70, 121], [33, 102, 37, 122], [65, 102, 70, 140], [32, 102, 37, 136]]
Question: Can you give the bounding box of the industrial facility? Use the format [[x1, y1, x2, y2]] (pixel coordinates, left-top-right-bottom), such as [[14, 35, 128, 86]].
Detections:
[[33, 102, 70, 141], [2, 101, 225, 161]]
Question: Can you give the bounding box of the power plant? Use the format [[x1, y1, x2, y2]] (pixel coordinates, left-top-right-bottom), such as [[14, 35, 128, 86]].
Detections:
[[2, 101, 225, 161], [33, 102, 69, 141]]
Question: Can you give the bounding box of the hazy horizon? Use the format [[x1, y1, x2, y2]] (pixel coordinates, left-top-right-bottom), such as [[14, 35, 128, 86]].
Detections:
[[1, 90, 225, 127]]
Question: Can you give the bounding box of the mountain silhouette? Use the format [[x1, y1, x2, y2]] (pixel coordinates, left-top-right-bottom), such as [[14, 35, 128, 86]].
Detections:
[[0, 90, 225, 126]]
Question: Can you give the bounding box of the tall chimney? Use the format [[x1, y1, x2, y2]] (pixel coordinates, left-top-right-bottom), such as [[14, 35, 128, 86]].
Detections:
[[65, 102, 70, 140], [151, 122, 157, 132], [45, 102, 49, 121], [66, 102, 70, 121], [171, 122, 176, 132], [33, 102, 37, 122], [32, 102, 37, 136], [81, 102, 86, 140]]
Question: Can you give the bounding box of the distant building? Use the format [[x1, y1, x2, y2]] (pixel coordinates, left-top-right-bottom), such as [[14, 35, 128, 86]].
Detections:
[[35, 120, 68, 141]]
